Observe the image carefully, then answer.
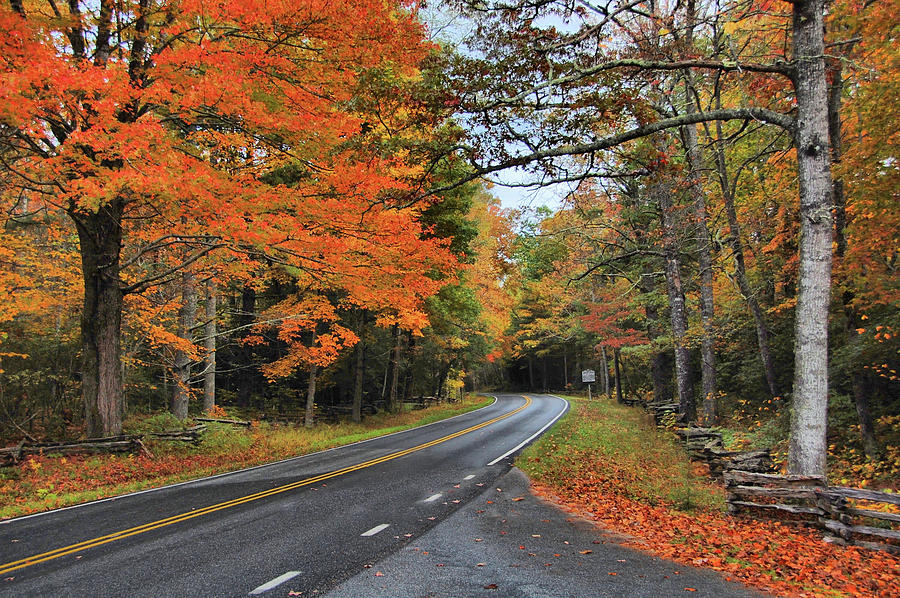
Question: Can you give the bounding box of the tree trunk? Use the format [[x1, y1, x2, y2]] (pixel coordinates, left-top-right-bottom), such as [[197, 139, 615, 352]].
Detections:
[[527, 354, 534, 390], [304, 361, 317, 428], [788, 0, 835, 477], [172, 269, 197, 420], [563, 347, 568, 387], [352, 314, 366, 424], [643, 287, 673, 404], [387, 325, 402, 413], [657, 185, 695, 421], [828, 56, 879, 459], [710, 83, 780, 400], [202, 278, 217, 413], [73, 201, 125, 437], [599, 346, 610, 398], [613, 348, 623, 404], [681, 0, 717, 425], [236, 285, 256, 408]]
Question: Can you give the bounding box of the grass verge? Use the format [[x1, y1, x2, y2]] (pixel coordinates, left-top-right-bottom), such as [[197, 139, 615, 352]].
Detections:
[[0, 395, 492, 520], [518, 396, 899, 598]]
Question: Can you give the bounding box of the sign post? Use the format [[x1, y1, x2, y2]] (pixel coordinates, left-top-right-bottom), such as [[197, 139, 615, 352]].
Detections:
[[581, 369, 596, 400]]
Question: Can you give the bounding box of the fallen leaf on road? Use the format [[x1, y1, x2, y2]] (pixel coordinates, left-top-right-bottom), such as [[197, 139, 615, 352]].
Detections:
[[684, 589, 697, 592], [609, 572, 617, 576], [475, 538, 483, 542], [512, 497, 525, 502], [531, 534, 541, 538], [579, 550, 593, 555], [374, 571, 384, 577], [476, 563, 486, 567], [484, 583, 498, 590]]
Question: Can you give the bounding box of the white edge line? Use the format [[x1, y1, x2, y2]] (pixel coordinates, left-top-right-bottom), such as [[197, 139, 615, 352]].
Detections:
[[249, 571, 301, 595], [1, 396, 500, 525], [486, 395, 569, 466], [361, 523, 390, 537], [424, 493, 442, 503]]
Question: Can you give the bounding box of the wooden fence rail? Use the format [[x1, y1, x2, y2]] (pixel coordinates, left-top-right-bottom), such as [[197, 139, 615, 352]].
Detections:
[[660, 420, 899, 554]]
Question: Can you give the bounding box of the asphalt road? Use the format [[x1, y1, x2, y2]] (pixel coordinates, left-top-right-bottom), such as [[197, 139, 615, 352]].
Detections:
[[0, 394, 764, 597]]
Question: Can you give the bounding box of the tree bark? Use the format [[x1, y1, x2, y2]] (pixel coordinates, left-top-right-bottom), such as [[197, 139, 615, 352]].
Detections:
[[236, 285, 256, 408], [613, 348, 623, 404], [202, 278, 216, 413], [387, 325, 402, 413], [657, 185, 695, 421], [527, 354, 534, 391], [172, 268, 197, 420], [788, 0, 835, 477], [828, 56, 879, 459], [712, 117, 781, 399], [73, 200, 125, 437], [599, 346, 610, 398], [682, 0, 717, 425], [352, 314, 366, 424], [304, 361, 317, 428]]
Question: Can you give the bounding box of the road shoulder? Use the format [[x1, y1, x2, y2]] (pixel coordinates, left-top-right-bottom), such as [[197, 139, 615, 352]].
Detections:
[[327, 467, 767, 598]]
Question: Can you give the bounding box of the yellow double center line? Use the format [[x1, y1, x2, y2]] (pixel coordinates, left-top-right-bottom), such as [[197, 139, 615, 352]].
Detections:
[[0, 396, 531, 576]]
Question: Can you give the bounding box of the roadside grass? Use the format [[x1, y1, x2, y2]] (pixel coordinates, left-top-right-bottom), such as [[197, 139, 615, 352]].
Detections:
[[518, 396, 899, 598], [519, 396, 723, 512], [0, 395, 492, 520]]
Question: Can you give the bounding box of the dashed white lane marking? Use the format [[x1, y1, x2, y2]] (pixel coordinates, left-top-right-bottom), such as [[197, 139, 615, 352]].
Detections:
[[424, 493, 442, 503], [361, 523, 390, 537], [249, 571, 301, 595], [463, 474, 476, 480]]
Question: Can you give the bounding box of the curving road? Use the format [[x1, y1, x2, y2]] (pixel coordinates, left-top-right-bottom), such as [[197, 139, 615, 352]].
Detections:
[[0, 394, 569, 597]]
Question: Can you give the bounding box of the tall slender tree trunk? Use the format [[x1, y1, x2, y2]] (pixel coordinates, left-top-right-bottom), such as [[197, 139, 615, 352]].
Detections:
[[681, 0, 717, 425], [657, 185, 695, 421], [352, 314, 366, 424], [387, 325, 402, 413], [642, 272, 674, 404], [527, 354, 534, 390], [304, 361, 317, 428], [236, 286, 256, 408], [613, 348, 623, 404], [599, 346, 610, 398], [563, 347, 568, 387], [73, 200, 125, 437], [827, 57, 879, 458], [788, 0, 835, 477], [710, 85, 780, 400], [202, 278, 216, 413], [172, 269, 197, 420]]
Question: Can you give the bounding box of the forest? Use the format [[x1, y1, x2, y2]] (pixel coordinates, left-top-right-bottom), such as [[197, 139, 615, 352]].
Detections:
[[0, 0, 897, 483]]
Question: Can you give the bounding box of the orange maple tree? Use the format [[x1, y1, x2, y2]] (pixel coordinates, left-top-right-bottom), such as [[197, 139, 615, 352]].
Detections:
[[0, 0, 453, 436]]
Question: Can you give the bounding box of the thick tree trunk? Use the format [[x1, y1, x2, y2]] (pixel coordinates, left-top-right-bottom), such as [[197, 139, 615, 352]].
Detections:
[[202, 278, 216, 413], [788, 0, 835, 477], [172, 269, 197, 420], [73, 201, 125, 437], [657, 186, 695, 421]]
